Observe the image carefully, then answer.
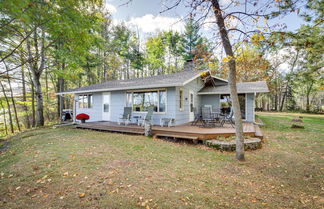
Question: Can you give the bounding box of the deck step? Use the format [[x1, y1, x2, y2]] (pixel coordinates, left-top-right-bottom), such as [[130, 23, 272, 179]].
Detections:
[[76, 125, 145, 135], [154, 134, 198, 140], [254, 125, 263, 140]]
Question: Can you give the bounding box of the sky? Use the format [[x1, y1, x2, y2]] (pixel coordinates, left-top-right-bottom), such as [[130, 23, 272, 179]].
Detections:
[[104, 0, 307, 38], [104, 0, 307, 73]]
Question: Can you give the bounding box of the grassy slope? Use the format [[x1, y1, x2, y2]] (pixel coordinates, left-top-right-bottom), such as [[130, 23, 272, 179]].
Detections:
[[0, 113, 323, 208]]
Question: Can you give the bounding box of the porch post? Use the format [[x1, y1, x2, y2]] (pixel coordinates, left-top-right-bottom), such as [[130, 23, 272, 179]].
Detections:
[[73, 95, 76, 123], [59, 95, 63, 122]]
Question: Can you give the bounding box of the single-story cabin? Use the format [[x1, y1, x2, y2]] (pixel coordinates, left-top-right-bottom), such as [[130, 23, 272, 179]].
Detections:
[[58, 68, 269, 126]]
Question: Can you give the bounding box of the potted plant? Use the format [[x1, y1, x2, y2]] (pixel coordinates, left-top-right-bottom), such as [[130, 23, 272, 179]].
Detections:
[[76, 113, 90, 123]]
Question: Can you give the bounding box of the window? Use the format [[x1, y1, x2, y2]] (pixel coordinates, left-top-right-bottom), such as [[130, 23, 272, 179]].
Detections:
[[103, 104, 109, 112], [179, 88, 184, 111], [126, 89, 166, 113], [78, 94, 92, 108], [189, 92, 194, 112]]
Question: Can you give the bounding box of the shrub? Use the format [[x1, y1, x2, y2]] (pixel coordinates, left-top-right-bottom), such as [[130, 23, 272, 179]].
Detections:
[[76, 113, 90, 121]]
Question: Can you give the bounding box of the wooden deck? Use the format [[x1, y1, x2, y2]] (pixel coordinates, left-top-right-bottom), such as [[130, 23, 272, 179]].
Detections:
[[76, 121, 262, 141]]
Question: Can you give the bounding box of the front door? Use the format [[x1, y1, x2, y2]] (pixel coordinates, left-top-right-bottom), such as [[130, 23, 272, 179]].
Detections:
[[102, 92, 111, 121], [189, 91, 194, 121]]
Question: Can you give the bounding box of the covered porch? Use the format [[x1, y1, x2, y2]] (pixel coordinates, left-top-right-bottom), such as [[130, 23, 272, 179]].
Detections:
[[76, 121, 263, 141]]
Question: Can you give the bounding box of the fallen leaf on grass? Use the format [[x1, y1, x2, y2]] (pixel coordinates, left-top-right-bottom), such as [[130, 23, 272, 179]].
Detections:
[[109, 189, 119, 194], [16, 186, 21, 191], [32, 165, 39, 171], [79, 193, 86, 198]]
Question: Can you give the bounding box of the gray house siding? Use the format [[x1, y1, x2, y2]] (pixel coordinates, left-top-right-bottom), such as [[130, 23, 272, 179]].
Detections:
[[175, 77, 205, 125], [199, 93, 255, 122], [245, 93, 255, 122], [201, 94, 220, 109], [74, 80, 256, 124], [75, 93, 102, 122], [75, 88, 177, 125], [110, 90, 126, 122]]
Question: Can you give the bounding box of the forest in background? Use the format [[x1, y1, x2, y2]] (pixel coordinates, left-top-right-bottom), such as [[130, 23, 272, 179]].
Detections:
[[0, 0, 323, 137]]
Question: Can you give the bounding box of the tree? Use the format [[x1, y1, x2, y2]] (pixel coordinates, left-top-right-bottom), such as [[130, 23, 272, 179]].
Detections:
[[172, 0, 298, 160], [145, 35, 166, 75], [1, 0, 103, 126], [181, 17, 204, 61], [162, 31, 183, 72]]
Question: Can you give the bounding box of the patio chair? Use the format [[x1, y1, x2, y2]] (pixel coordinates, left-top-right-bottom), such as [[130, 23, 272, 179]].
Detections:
[[220, 108, 235, 128], [212, 106, 220, 114], [201, 107, 215, 128], [191, 107, 202, 126], [118, 107, 132, 126], [211, 106, 221, 122], [138, 106, 154, 126]]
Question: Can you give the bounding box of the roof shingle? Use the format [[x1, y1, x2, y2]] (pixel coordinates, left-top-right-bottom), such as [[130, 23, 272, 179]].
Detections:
[[59, 70, 208, 94], [198, 81, 269, 94]]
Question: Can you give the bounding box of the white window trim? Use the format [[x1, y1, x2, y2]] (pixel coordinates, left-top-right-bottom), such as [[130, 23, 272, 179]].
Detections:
[[78, 94, 93, 109], [125, 88, 167, 114], [189, 90, 194, 113], [179, 88, 184, 111]]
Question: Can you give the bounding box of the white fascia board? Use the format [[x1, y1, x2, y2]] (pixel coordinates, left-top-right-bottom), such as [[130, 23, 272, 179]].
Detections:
[[197, 91, 269, 95], [56, 83, 183, 95]]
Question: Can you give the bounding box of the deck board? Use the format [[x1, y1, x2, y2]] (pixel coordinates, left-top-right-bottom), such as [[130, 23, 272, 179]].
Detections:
[[76, 121, 260, 140]]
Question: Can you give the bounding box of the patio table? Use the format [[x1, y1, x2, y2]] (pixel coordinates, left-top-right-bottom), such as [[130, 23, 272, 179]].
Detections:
[[132, 115, 142, 124]]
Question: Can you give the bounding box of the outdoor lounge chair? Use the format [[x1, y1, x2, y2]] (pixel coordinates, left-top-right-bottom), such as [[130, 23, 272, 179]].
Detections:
[[201, 107, 215, 128], [191, 107, 202, 126], [220, 108, 235, 128], [138, 106, 154, 126], [118, 107, 132, 126]]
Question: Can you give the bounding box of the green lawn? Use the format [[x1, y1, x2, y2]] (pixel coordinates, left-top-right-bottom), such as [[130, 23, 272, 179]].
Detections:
[[0, 112, 323, 208]]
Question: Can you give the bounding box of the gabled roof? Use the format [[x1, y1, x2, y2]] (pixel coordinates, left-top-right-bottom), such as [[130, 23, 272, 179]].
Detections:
[[198, 81, 269, 94], [58, 70, 209, 95]]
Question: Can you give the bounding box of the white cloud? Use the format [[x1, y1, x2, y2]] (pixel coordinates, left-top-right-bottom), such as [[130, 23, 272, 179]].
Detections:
[[125, 14, 184, 33], [104, 2, 117, 14]]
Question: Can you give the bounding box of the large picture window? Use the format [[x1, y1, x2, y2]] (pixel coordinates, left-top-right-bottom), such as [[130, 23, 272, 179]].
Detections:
[[78, 94, 93, 109], [126, 89, 166, 113]]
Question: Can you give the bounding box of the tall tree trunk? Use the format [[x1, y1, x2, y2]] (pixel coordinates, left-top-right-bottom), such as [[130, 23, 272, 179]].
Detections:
[[45, 67, 51, 121], [279, 83, 288, 111], [30, 75, 36, 127], [103, 52, 108, 82], [306, 81, 314, 112], [6, 72, 21, 131], [32, 72, 44, 126], [0, 100, 8, 135], [26, 27, 45, 127], [0, 81, 14, 133], [3, 61, 21, 131], [211, 0, 244, 160], [21, 54, 31, 129], [280, 51, 299, 111]]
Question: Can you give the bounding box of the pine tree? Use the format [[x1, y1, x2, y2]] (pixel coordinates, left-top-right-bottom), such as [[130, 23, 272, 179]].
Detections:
[[181, 17, 203, 61]]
